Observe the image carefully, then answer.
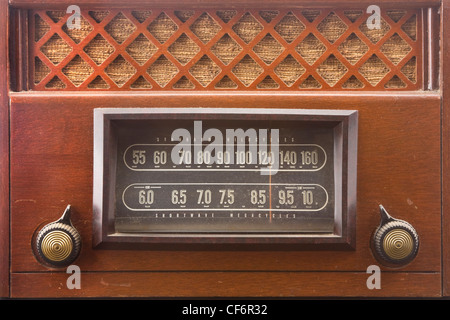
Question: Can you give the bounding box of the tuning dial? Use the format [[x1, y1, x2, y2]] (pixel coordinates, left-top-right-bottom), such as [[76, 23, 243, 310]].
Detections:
[[34, 205, 81, 268], [371, 205, 419, 267]]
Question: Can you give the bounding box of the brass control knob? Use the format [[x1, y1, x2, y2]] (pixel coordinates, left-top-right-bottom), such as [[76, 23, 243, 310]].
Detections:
[[371, 205, 419, 267], [35, 205, 81, 268]]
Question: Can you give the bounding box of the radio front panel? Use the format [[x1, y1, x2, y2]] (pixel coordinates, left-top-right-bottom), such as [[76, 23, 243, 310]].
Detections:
[[93, 108, 357, 248], [1, 0, 448, 299]]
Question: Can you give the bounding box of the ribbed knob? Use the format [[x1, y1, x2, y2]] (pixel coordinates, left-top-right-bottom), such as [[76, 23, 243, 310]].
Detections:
[[372, 205, 419, 267], [35, 205, 81, 267]]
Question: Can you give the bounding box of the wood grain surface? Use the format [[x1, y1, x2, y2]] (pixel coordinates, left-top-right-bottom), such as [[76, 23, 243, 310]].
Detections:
[[9, 92, 441, 297], [11, 271, 441, 298], [441, 0, 450, 297], [3, 0, 445, 298], [8, 0, 442, 10], [0, 0, 10, 298]]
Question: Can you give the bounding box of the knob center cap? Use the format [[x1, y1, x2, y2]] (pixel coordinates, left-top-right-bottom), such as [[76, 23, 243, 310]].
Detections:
[[382, 228, 415, 261]]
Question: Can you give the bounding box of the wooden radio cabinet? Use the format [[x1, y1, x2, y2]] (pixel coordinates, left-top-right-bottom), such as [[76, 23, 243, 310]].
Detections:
[[1, 0, 450, 299]]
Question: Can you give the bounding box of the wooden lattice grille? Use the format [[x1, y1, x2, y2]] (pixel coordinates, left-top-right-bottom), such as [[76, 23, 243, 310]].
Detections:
[[30, 8, 422, 91]]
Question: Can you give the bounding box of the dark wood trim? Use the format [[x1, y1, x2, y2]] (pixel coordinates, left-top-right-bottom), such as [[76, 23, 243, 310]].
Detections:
[[93, 108, 358, 249], [422, 6, 440, 91], [0, 0, 9, 298], [9, 90, 442, 99], [8, 8, 28, 92], [11, 271, 442, 298], [428, 6, 440, 90], [8, 0, 442, 10], [442, 0, 450, 297]]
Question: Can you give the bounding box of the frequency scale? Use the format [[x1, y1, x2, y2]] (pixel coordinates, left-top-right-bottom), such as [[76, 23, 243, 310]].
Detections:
[[93, 108, 358, 247]]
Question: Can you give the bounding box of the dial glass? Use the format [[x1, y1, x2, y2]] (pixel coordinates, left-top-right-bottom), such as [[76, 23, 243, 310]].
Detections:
[[93, 108, 357, 246], [113, 118, 336, 234]]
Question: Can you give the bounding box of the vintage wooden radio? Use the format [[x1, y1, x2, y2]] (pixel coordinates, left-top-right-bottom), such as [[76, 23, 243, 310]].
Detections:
[[1, 0, 449, 300]]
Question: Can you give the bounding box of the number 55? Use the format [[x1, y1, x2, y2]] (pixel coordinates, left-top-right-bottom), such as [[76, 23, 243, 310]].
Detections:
[[132, 150, 146, 165]]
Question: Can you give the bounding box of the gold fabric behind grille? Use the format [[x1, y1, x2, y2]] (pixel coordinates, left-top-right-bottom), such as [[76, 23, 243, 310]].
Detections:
[[30, 8, 421, 91]]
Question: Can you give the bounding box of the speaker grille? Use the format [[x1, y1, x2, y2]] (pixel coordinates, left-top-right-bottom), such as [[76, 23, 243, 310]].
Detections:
[[30, 8, 421, 91]]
